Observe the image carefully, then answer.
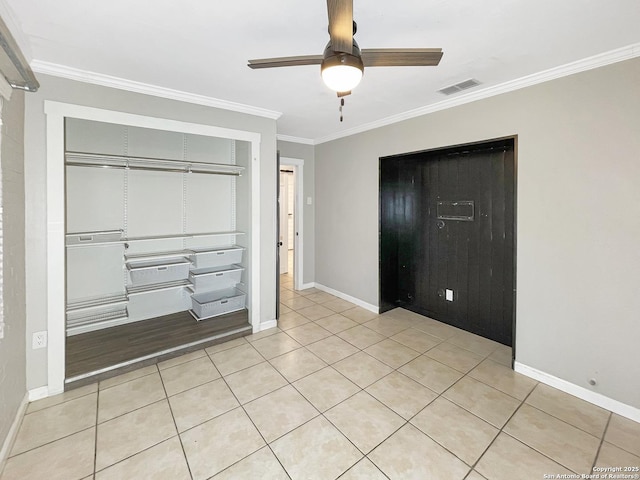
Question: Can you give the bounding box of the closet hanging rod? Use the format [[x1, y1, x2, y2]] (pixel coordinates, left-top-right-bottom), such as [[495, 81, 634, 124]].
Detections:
[[66, 229, 123, 237], [66, 162, 241, 176], [65, 151, 244, 176], [66, 240, 128, 248], [125, 231, 245, 242]]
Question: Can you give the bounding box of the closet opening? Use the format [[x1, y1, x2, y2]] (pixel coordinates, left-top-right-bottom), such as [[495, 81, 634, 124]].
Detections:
[[380, 136, 517, 353], [63, 117, 255, 388]]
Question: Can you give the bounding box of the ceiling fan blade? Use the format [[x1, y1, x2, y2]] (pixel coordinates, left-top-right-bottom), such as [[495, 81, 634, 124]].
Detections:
[[327, 0, 353, 54], [361, 49, 443, 67], [248, 55, 324, 69]]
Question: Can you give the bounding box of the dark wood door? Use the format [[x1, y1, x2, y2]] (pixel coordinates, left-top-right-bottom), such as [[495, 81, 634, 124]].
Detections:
[[380, 139, 515, 346]]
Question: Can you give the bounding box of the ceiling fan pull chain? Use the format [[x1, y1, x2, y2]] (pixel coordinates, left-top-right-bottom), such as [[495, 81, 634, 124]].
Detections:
[[340, 97, 345, 122]]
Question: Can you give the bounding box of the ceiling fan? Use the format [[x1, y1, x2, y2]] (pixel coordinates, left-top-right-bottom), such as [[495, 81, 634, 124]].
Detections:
[[248, 0, 444, 97]]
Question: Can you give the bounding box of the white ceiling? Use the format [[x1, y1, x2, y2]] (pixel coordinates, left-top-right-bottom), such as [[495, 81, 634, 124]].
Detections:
[[5, 0, 640, 141]]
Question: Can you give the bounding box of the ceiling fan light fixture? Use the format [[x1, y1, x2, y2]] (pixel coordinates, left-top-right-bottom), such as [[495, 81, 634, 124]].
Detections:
[[321, 54, 364, 92]]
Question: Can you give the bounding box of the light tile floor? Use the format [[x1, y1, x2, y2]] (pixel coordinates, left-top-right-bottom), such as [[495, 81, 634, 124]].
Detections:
[[3, 276, 640, 479]]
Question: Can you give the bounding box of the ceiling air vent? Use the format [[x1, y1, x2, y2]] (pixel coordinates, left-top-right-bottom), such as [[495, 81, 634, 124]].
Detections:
[[438, 78, 481, 96]]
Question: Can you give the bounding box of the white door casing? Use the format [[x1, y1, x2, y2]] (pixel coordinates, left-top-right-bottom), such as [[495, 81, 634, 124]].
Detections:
[[280, 158, 304, 290]]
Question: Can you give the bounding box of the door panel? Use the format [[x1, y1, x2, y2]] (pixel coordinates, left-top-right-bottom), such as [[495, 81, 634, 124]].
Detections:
[[380, 139, 515, 346]]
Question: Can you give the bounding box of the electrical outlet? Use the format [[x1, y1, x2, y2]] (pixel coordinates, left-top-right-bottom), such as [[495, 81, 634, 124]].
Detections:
[[32, 331, 47, 349], [445, 289, 454, 302]]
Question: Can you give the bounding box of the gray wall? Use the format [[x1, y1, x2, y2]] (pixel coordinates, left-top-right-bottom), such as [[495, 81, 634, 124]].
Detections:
[[277, 140, 315, 285], [314, 58, 640, 409], [24, 74, 278, 389], [0, 89, 26, 449]]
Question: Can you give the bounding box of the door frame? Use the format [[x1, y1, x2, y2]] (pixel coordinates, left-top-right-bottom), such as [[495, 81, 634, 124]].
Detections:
[[278, 169, 291, 274], [280, 157, 304, 291], [379, 135, 517, 363]]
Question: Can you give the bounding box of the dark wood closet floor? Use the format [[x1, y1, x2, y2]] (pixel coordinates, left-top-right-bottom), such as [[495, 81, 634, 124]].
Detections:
[[66, 309, 250, 379]]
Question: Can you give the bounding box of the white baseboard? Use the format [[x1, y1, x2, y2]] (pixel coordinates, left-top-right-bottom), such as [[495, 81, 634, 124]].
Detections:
[[28, 386, 49, 402], [514, 362, 640, 423], [0, 392, 28, 475], [314, 283, 379, 314], [257, 319, 278, 333], [299, 282, 316, 290]]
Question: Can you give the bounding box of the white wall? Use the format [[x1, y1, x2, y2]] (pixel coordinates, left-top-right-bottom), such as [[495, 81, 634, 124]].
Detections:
[[24, 74, 278, 390], [277, 140, 315, 285], [314, 58, 640, 410], [0, 89, 26, 453]]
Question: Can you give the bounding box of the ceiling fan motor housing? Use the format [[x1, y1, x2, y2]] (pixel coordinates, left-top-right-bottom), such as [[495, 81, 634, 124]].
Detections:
[[321, 40, 364, 93], [321, 41, 364, 72]]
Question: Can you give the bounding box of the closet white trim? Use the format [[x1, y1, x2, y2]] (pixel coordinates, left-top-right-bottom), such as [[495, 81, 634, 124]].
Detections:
[[44, 101, 261, 394]]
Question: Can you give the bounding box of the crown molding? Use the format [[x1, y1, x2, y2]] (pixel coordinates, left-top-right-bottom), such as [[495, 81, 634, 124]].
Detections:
[[31, 60, 282, 120], [28, 41, 640, 141], [314, 42, 640, 144], [276, 134, 315, 145]]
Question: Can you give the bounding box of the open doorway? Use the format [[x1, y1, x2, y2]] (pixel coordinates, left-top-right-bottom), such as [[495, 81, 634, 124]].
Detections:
[[278, 157, 305, 293], [279, 168, 295, 284]]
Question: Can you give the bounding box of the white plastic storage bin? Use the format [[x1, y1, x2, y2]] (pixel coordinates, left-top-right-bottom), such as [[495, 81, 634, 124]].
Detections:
[[127, 258, 190, 286], [189, 265, 243, 292], [191, 287, 246, 319], [189, 245, 244, 269]]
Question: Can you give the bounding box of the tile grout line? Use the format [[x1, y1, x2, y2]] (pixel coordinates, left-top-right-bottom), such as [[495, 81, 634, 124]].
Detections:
[[93, 368, 188, 476], [402, 354, 549, 474], [24, 388, 98, 416], [524, 401, 609, 440], [464, 380, 538, 476], [212, 362, 287, 478], [206, 342, 269, 377], [96, 375, 167, 424], [157, 361, 195, 480], [4, 425, 98, 464], [498, 388, 602, 476], [321, 390, 408, 458], [286, 301, 510, 478], [507, 393, 611, 473], [98, 368, 158, 392], [390, 374, 491, 475], [285, 301, 474, 476], [591, 412, 613, 473], [211, 306, 381, 478], [93, 384, 100, 476], [331, 311, 527, 477], [6, 389, 101, 461]]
